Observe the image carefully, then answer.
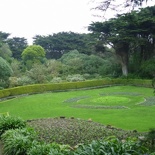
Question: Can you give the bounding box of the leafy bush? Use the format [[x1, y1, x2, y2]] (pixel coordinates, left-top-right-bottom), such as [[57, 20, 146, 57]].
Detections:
[[74, 137, 148, 155], [51, 77, 62, 83], [0, 115, 26, 137], [28, 137, 151, 155], [91, 73, 102, 79], [10, 59, 22, 77], [140, 58, 155, 78], [66, 74, 85, 82], [17, 76, 35, 86], [26, 64, 47, 83], [83, 74, 91, 79], [1, 128, 37, 155], [9, 77, 18, 87], [27, 142, 51, 155], [27, 142, 71, 155], [142, 128, 155, 151]]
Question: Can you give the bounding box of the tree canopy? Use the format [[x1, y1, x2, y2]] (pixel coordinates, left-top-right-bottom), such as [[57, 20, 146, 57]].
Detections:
[[0, 31, 10, 46], [33, 32, 95, 59], [21, 45, 46, 70], [7, 37, 28, 60], [89, 6, 155, 77], [94, 0, 152, 13]]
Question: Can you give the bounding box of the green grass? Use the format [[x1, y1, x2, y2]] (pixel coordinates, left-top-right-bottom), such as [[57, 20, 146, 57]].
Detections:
[[0, 86, 155, 132]]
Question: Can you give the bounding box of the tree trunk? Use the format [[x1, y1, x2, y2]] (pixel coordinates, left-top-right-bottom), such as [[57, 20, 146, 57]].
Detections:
[[121, 63, 128, 76], [115, 42, 129, 77]]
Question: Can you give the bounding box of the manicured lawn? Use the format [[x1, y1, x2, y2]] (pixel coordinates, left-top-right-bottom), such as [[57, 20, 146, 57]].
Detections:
[[0, 86, 155, 132]]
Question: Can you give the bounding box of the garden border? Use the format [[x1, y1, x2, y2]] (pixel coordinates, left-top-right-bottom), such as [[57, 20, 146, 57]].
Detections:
[[0, 79, 152, 99]]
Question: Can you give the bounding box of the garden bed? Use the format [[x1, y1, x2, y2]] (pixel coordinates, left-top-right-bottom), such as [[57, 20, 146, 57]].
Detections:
[[27, 117, 145, 146]]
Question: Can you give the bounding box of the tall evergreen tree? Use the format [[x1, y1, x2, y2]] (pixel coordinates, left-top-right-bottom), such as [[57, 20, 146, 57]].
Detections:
[[7, 37, 28, 60], [89, 6, 155, 77]]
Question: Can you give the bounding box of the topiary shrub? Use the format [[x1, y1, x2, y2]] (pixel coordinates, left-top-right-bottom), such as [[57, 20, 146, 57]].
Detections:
[[0, 115, 26, 137]]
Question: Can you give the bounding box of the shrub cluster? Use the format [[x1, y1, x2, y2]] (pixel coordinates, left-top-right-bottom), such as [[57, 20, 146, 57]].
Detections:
[[74, 137, 148, 155], [66, 74, 85, 82], [2, 128, 37, 155], [1, 130, 152, 155], [0, 115, 26, 137]]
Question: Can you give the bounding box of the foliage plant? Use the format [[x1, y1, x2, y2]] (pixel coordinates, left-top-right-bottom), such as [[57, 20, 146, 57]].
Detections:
[[27, 142, 71, 155], [28, 118, 143, 146], [0, 115, 155, 155], [74, 137, 149, 155], [0, 115, 26, 137], [1, 127, 37, 155], [66, 74, 85, 82], [27, 142, 51, 155], [143, 128, 155, 151], [140, 58, 155, 78], [51, 77, 62, 83], [1, 127, 153, 155]]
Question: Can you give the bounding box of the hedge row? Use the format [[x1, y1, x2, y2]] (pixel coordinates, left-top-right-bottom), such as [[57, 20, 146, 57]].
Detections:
[[0, 79, 152, 99]]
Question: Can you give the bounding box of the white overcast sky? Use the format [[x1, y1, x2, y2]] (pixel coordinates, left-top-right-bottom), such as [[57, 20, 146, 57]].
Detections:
[[0, 0, 154, 44]]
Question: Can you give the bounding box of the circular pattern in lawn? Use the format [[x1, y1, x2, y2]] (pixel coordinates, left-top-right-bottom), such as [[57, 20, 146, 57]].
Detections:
[[64, 92, 146, 109], [75, 96, 131, 109], [65, 95, 134, 109], [92, 96, 130, 105]]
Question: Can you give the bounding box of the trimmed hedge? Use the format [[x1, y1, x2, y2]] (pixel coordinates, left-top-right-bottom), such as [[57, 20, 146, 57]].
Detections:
[[0, 79, 152, 99]]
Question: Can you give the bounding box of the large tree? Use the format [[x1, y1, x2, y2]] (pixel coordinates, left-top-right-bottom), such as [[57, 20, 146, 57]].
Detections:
[[89, 19, 130, 76], [89, 6, 155, 77], [7, 37, 28, 60], [21, 45, 46, 70], [33, 32, 95, 59], [0, 31, 10, 46], [94, 0, 152, 13]]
